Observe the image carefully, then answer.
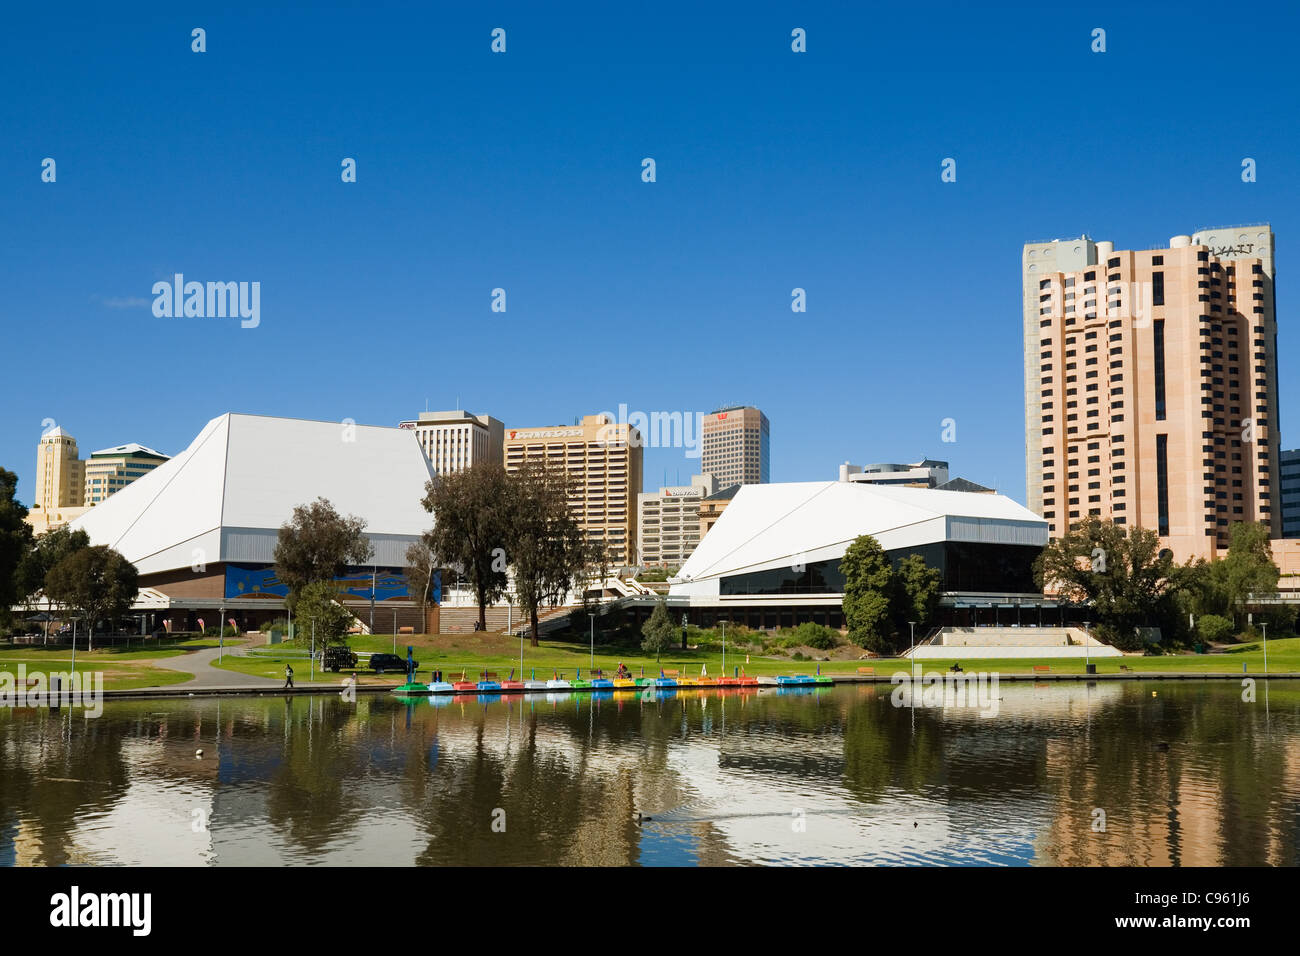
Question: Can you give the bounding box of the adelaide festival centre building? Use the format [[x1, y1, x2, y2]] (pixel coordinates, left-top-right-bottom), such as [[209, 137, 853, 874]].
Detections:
[[665, 480, 1083, 634], [67, 413, 437, 634]]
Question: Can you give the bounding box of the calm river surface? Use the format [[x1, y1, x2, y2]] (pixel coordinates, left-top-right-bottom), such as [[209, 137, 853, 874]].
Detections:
[[2, 681, 1298, 866]]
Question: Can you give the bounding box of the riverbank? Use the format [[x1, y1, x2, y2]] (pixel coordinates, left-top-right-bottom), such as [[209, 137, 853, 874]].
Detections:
[[7, 633, 1300, 698]]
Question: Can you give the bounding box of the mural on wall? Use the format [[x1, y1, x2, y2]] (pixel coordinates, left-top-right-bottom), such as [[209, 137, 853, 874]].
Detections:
[[225, 565, 441, 603]]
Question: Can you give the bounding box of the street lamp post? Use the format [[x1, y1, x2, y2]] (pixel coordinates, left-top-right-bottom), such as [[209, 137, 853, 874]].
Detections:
[[218, 605, 224, 663], [589, 613, 595, 671], [1262, 621, 1269, 676], [908, 621, 917, 693]]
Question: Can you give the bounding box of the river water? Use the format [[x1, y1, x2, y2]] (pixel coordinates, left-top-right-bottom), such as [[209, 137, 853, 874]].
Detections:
[[1, 681, 1297, 866]]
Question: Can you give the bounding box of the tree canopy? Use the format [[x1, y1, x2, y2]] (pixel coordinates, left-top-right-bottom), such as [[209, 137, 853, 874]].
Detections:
[[507, 460, 586, 646], [641, 596, 675, 661], [840, 535, 895, 653], [273, 498, 373, 609], [420, 461, 512, 631], [1034, 516, 1179, 649], [295, 580, 355, 647], [43, 545, 139, 651], [0, 468, 35, 624]]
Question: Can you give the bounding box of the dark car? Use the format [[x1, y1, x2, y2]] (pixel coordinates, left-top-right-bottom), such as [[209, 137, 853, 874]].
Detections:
[[369, 653, 414, 674], [323, 645, 358, 672]]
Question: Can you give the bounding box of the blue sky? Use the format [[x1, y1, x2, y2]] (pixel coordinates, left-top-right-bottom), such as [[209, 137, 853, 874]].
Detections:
[[4, 1, 1299, 506]]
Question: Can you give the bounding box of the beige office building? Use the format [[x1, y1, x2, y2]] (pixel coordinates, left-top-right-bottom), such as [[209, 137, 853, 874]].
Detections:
[[399, 409, 504, 476], [700, 406, 770, 487], [638, 473, 716, 568], [503, 414, 643, 565], [27, 427, 88, 534], [1023, 225, 1279, 560], [84, 443, 169, 505]]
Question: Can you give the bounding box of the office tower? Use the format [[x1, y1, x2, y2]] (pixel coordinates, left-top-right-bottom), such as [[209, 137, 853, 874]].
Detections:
[[503, 414, 643, 565], [638, 473, 717, 567], [1023, 225, 1279, 560], [399, 410, 504, 475], [84, 443, 169, 505], [1280, 448, 1300, 538], [700, 406, 770, 487], [27, 426, 88, 534]]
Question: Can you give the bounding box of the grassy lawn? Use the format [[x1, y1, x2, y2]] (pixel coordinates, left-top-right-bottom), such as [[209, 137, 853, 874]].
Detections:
[[0, 659, 194, 691]]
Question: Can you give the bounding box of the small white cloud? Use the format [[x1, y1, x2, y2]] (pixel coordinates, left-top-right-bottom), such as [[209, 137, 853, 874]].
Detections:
[[96, 295, 150, 309]]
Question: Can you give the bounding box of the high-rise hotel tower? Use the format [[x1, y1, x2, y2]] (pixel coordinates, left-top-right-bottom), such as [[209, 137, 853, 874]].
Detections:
[[1022, 226, 1279, 561]]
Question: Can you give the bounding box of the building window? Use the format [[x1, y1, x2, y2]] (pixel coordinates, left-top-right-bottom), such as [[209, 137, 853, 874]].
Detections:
[[1156, 434, 1170, 536], [1153, 319, 1166, 421]]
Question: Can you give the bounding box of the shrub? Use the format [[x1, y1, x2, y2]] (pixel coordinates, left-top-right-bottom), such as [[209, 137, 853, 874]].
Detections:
[[782, 622, 840, 650], [1196, 614, 1235, 645], [849, 627, 895, 655], [1095, 622, 1145, 652]]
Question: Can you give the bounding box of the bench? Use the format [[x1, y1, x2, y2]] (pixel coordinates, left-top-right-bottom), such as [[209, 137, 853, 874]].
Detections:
[[948, 663, 964, 673], [398, 626, 414, 635], [1031, 665, 1051, 674], [480, 671, 497, 680], [663, 669, 679, 678], [856, 667, 875, 676], [1119, 664, 1132, 672]]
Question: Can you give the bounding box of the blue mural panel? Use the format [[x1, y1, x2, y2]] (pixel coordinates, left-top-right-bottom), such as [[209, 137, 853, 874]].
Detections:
[[225, 565, 440, 602]]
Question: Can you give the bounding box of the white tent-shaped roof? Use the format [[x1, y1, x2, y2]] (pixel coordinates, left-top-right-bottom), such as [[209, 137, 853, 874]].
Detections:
[[71, 413, 434, 576], [671, 481, 1047, 595]]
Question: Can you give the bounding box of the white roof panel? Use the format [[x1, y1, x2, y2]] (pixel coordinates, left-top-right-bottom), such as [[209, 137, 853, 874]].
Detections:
[[674, 481, 1046, 587], [71, 413, 434, 575]]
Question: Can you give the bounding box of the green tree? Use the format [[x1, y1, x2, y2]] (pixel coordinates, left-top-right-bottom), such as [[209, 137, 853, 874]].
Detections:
[[641, 596, 675, 661], [43, 545, 139, 652], [840, 534, 894, 653], [0, 468, 35, 627], [1214, 521, 1279, 625], [404, 540, 437, 634], [294, 580, 355, 648], [420, 461, 513, 631], [1196, 614, 1235, 645], [893, 553, 942, 634], [15, 525, 90, 602], [1034, 516, 1177, 649], [273, 498, 373, 610], [507, 460, 586, 646]]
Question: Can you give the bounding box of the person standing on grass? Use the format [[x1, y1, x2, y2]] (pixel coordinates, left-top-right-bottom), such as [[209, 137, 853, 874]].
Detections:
[[284, 663, 294, 689]]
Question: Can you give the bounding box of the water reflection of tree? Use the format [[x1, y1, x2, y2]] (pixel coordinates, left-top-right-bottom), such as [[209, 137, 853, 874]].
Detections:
[[0, 711, 131, 865], [264, 696, 377, 855], [409, 703, 642, 866], [841, 692, 944, 802]]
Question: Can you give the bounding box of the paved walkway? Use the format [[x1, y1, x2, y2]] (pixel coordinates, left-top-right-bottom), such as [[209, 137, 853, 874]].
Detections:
[[151, 633, 283, 688]]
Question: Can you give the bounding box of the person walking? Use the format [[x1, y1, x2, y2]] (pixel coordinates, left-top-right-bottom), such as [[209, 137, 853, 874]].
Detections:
[[284, 663, 294, 689]]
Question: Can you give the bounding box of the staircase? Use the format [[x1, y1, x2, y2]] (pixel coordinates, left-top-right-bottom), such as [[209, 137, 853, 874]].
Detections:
[[337, 600, 428, 635], [439, 605, 570, 635]]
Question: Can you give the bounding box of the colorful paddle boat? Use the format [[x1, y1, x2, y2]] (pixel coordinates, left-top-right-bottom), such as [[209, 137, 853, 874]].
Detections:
[[546, 671, 573, 690], [501, 668, 525, 692]]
